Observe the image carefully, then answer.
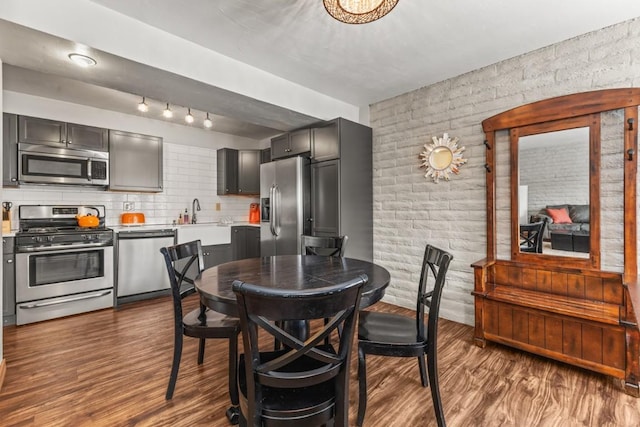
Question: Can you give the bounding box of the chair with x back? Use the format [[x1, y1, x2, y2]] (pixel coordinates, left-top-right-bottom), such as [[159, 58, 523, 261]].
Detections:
[[232, 273, 368, 427], [519, 217, 548, 253], [300, 234, 348, 257], [160, 240, 241, 423], [356, 244, 452, 427]]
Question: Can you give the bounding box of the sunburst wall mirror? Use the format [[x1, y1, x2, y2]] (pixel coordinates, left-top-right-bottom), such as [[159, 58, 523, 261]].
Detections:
[[419, 133, 467, 183]]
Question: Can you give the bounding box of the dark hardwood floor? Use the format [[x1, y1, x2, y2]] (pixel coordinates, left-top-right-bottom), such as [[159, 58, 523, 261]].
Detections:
[[1, 297, 639, 426]]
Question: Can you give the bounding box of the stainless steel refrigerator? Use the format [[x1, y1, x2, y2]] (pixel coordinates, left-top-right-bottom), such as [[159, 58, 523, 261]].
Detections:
[[260, 156, 310, 257]]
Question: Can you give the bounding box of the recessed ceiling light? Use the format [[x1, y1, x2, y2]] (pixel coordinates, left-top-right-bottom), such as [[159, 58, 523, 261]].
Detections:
[[203, 113, 213, 128], [68, 53, 96, 67]]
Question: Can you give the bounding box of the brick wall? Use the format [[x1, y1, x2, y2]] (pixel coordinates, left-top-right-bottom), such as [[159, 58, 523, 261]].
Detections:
[[369, 17, 640, 325]]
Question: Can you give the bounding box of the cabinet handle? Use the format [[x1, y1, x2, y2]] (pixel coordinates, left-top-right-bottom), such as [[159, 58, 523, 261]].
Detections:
[[7, 259, 13, 263], [11, 178, 17, 182], [67, 140, 72, 144]]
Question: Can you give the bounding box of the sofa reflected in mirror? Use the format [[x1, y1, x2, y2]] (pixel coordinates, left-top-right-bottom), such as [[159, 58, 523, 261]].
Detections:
[[529, 204, 590, 258]]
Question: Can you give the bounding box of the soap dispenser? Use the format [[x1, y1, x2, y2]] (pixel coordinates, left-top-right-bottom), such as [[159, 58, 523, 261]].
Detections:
[[183, 208, 189, 224]]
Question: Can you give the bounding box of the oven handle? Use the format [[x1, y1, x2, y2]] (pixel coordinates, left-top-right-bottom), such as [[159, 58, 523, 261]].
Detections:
[[18, 290, 112, 309], [16, 242, 113, 253]]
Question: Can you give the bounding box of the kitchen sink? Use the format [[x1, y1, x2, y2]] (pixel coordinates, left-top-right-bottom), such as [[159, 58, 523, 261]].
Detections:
[[176, 223, 232, 245]]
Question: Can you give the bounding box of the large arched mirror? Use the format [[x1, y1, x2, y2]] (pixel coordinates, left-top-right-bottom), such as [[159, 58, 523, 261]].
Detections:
[[511, 114, 600, 268]]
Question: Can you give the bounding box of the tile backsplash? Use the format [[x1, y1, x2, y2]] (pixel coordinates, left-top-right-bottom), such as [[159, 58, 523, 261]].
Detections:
[[3, 142, 259, 229]]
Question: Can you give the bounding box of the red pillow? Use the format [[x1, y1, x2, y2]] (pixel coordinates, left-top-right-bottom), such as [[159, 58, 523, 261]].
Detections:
[[546, 207, 572, 224]]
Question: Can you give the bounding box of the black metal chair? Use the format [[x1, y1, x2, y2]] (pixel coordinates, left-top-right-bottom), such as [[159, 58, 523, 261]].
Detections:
[[160, 240, 241, 423], [356, 244, 452, 427], [232, 274, 368, 427], [519, 218, 548, 253], [300, 234, 348, 257]]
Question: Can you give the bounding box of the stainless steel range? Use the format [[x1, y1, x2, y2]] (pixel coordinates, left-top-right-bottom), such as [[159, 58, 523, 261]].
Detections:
[[15, 205, 114, 325]]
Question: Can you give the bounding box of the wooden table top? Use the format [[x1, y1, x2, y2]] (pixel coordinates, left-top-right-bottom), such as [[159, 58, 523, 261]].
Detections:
[[195, 255, 391, 316]]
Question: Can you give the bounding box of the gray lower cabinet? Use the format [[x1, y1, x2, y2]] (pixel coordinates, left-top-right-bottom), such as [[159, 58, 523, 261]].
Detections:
[[232, 226, 260, 260], [18, 115, 108, 151], [3, 237, 16, 326], [109, 130, 163, 192], [3, 113, 19, 187], [311, 160, 340, 236], [202, 244, 232, 268]]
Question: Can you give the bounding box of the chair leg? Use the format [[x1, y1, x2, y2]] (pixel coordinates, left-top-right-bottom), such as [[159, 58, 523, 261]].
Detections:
[[228, 334, 239, 405], [418, 354, 428, 387], [427, 345, 446, 427], [197, 338, 206, 365], [166, 332, 183, 400], [356, 346, 367, 426]]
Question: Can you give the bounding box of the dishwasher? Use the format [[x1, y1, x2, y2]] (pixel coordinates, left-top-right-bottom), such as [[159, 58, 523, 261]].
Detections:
[[116, 228, 176, 305]]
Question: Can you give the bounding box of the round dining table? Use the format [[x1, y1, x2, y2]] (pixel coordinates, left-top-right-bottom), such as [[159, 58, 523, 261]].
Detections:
[[195, 254, 391, 318]]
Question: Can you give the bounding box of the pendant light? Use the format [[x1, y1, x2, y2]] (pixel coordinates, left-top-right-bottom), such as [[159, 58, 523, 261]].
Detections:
[[203, 113, 213, 128], [323, 0, 399, 24], [162, 103, 173, 118], [185, 108, 194, 124], [137, 96, 149, 112]]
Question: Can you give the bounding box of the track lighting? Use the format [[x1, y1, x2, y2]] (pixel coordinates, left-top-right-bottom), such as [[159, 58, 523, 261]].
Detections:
[[162, 103, 173, 118], [203, 113, 213, 128], [185, 108, 194, 124], [137, 97, 148, 112]]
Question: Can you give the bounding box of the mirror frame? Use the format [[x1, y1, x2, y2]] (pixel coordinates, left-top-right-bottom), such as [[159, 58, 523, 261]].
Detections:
[[481, 88, 640, 277], [510, 114, 600, 268]]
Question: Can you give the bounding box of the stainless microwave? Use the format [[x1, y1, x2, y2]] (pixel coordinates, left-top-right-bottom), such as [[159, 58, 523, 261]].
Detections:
[[18, 143, 109, 186]]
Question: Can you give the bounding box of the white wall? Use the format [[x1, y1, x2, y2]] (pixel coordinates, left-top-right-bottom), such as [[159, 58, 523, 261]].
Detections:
[[2, 92, 260, 228], [370, 17, 640, 325]]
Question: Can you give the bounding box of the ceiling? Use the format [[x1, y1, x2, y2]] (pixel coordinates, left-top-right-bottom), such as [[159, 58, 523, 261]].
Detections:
[[2, 0, 640, 140]]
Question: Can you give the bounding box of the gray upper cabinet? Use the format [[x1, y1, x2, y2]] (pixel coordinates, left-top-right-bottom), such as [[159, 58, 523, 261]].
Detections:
[[270, 129, 311, 160], [3, 113, 19, 187], [217, 148, 239, 195], [311, 120, 340, 162], [18, 115, 108, 151], [66, 122, 109, 151], [238, 150, 260, 194], [109, 130, 163, 192], [217, 148, 260, 195]]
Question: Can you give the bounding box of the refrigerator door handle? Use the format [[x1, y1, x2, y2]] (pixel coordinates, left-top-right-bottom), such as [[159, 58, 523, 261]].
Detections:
[[272, 184, 280, 237]]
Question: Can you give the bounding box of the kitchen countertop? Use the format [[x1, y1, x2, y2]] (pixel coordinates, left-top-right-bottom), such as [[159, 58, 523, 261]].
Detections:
[[110, 221, 259, 231]]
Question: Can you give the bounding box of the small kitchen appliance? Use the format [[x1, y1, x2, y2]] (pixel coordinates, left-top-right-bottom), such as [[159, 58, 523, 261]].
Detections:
[[249, 203, 260, 224]]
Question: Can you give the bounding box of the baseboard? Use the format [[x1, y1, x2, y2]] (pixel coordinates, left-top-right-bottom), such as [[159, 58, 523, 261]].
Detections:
[[0, 358, 6, 392]]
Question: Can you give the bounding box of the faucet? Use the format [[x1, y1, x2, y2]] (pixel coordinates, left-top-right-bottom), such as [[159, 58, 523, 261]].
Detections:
[[191, 198, 201, 224]]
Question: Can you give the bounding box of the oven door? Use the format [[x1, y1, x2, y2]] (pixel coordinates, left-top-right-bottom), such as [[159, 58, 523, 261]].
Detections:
[[16, 246, 114, 303]]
